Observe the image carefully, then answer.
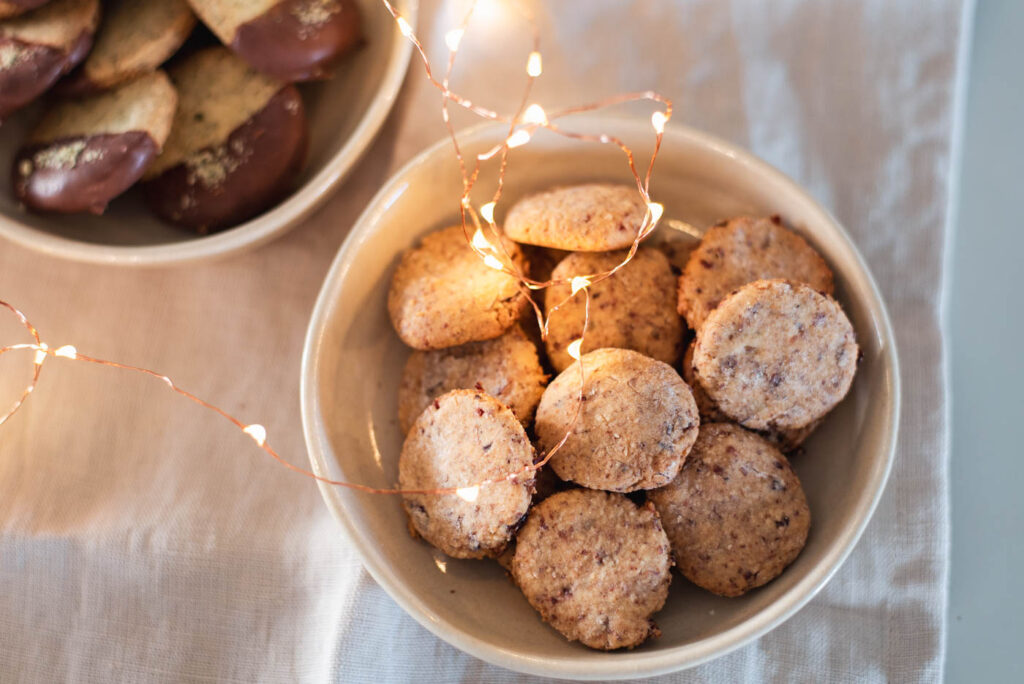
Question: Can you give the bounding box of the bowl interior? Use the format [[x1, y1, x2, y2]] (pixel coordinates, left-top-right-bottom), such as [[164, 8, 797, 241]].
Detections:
[[0, 0, 414, 264], [302, 118, 898, 678]]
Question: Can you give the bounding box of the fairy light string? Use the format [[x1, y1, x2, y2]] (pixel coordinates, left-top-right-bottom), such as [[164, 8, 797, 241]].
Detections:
[[0, 0, 675, 499]]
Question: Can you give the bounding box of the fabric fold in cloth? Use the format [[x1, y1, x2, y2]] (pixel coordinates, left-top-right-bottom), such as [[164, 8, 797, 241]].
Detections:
[[0, 0, 966, 681]]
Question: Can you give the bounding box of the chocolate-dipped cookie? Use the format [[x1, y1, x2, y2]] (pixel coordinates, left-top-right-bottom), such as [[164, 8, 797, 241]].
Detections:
[[12, 70, 177, 214], [59, 0, 196, 95], [0, 0, 50, 20], [187, 0, 361, 82], [0, 0, 99, 119], [141, 47, 308, 233]]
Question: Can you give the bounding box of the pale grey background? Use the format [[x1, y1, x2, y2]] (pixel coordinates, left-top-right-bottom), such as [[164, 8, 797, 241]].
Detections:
[[947, 0, 1024, 681]]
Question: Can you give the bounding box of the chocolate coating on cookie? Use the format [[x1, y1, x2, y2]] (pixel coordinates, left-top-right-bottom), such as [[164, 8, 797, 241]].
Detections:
[[535, 348, 699, 492], [388, 225, 529, 350], [505, 183, 649, 252], [13, 70, 176, 213], [545, 247, 683, 372], [0, 0, 99, 118], [399, 390, 535, 560], [678, 216, 834, 331], [398, 327, 548, 434], [511, 489, 672, 650], [231, 0, 361, 81], [143, 86, 308, 232], [13, 132, 158, 213], [693, 279, 858, 432], [648, 423, 810, 597]]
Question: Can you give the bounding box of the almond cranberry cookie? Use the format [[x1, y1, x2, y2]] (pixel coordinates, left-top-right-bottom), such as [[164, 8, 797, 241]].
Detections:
[[388, 224, 529, 350], [511, 489, 672, 650], [544, 247, 684, 372], [397, 326, 548, 434], [648, 423, 810, 597], [505, 183, 649, 252], [677, 216, 834, 331], [535, 348, 699, 492], [692, 279, 857, 432], [399, 390, 535, 560]]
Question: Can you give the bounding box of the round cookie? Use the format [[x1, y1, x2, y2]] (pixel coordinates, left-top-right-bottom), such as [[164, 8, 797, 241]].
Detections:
[[398, 326, 548, 434], [545, 247, 683, 372], [141, 47, 308, 233], [692, 279, 858, 432], [504, 183, 649, 252], [535, 348, 699, 492], [12, 70, 177, 214], [648, 423, 810, 597], [388, 224, 529, 350], [399, 389, 535, 560], [0, 0, 99, 119], [677, 216, 834, 331], [59, 0, 197, 95], [681, 339, 820, 451], [511, 489, 672, 650], [188, 0, 361, 82]]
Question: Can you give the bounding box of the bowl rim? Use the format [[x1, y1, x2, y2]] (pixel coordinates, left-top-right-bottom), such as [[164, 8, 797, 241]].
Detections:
[[300, 116, 901, 679], [0, 0, 419, 268]]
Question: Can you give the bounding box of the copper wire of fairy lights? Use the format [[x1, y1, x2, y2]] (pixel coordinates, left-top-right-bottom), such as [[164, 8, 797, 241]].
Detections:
[[0, 0, 674, 500]]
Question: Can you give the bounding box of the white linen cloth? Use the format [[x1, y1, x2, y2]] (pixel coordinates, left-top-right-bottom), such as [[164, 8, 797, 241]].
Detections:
[[0, 0, 968, 681]]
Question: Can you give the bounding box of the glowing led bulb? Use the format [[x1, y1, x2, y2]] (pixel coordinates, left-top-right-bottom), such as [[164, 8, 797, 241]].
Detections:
[[522, 103, 547, 125], [651, 110, 668, 134], [506, 129, 531, 149], [480, 201, 496, 224], [526, 51, 543, 77], [396, 16, 413, 38], [570, 276, 590, 295], [483, 254, 505, 271], [567, 338, 583, 360], [471, 228, 492, 251], [33, 343, 47, 366], [54, 345, 77, 359], [456, 485, 480, 502], [243, 424, 267, 447], [445, 28, 464, 51], [648, 201, 664, 224]]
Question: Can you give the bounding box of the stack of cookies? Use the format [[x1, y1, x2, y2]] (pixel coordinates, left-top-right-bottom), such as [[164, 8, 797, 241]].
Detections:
[[387, 184, 859, 650], [2, 0, 362, 232]]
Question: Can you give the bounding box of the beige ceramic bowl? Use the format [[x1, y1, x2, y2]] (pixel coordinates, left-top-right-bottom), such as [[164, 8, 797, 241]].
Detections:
[[301, 116, 900, 679], [0, 0, 416, 266]]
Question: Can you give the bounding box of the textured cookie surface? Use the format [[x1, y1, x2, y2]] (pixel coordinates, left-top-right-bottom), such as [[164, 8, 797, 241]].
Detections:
[[693, 279, 858, 432], [682, 340, 819, 451], [0, 1, 52, 21], [66, 0, 196, 92], [648, 423, 810, 597], [144, 47, 283, 178], [189, 0, 361, 81], [13, 71, 177, 213], [0, 0, 97, 48], [535, 348, 699, 492], [505, 184, 649, 252], [141, 47, 307, 231], [677, 216, 834, 331], [388, 225, 528, 350], [545, 247, 683, 372], [399, 390, 535, 559], [512, 489, 672, 650], [398, 327, 547, 434]]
